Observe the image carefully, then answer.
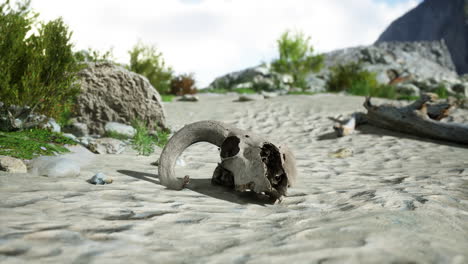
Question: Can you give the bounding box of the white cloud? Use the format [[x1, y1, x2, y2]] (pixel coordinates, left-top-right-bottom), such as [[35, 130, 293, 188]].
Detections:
[[28, 0, 420, 87]]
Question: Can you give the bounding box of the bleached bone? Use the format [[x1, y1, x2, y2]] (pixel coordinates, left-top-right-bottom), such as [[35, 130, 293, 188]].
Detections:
[[158, 120, 297, 201]]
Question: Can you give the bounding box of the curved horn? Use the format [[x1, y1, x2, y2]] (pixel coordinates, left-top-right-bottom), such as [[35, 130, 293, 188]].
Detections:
[[158, 120, 231, 190]]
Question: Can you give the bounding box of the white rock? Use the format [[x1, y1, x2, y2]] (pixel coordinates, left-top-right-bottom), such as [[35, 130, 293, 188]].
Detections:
[[88, 138, 126, 154], [62, 133, 78, 142], [29, 157, 80, 177], [233, 82, 253, 90], [105, 122, 136, 138], [0, 156, 27, 173], [39, 118, 61, 133]]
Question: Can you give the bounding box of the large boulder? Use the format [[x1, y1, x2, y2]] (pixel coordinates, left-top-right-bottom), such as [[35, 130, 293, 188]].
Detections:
[[75, 62, 167, 135], [376, 0, 468, 75]]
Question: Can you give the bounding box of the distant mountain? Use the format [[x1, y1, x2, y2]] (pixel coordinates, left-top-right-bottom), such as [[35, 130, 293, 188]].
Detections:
[[376, 0, 468, 75]]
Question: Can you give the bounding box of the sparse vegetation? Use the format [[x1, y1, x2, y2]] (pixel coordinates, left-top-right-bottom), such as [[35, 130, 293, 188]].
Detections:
[[105, 131, 132, 141], [434, 84, 448, 99], [327, 61, 399, 99], [127, 41, 173, 95], [161, 94, 175, 102], [75, 47, 114, 63], [287, 90, 315, 95], [198, 88, 257, 94], [131, 120, 170, 156], [0, 129, 76, 159], [0, 0, 82, 120], [271, 30, 323, 90], [235, 88, 257, 94]]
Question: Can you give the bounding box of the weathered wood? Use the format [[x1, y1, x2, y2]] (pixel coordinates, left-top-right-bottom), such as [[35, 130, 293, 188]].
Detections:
[[362, 93, 468, 145]]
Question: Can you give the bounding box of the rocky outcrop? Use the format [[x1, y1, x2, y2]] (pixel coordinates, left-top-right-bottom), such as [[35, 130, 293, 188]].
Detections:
[[320, 40, 464, 93], [75, 62, 167, 135], [0, 102, 61, 132], [376, 0, 468, 75], [206, 65, 294, 92], [207, 40, 465, 95]]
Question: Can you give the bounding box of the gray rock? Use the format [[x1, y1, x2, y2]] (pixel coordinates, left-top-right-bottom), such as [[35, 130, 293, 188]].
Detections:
[[177, 95, 199, 102], [395, 83, 420, 97], [88, 138, 126, 154], [376, 0, 468, 75], [321, 41, 459, 90], [63, 121, 89, 137], [0, 156, 27, 173], [305, 75, 327, 93], [75, 62, 167, 135], [0, 103, 59, 132], [104, 122, 136, 138], [29, 157, 80, 177], [207, 64, 291, 92], [62, 133, 79, 142], [87, 172, 113, 185]]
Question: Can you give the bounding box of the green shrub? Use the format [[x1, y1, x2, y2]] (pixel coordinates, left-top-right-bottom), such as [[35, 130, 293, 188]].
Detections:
[[327, 61, 398, 99], [127, 41, 173, 95], [271, 30, 323, 90], [170, 73, 197, 95], [0, 128, 76, 159], [0, 0, 81, 120]]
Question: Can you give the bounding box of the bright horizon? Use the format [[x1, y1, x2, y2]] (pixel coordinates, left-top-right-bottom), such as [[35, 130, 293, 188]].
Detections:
[[27, 0, 421, 87]]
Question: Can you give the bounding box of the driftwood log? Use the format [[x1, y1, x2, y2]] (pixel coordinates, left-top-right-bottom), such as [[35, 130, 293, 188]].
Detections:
[[334, 93, 468, 145]]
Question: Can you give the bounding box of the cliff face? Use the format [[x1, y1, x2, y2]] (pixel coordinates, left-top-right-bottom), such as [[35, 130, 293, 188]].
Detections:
[[376, 0, 468, 75]]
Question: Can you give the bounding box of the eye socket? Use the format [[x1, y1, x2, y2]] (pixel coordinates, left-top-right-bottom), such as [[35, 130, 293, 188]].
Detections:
[[220, 136, 240, 158]]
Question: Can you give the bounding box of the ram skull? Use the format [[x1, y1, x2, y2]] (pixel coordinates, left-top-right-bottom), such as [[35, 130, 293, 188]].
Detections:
[[158, 120, 297, 201]]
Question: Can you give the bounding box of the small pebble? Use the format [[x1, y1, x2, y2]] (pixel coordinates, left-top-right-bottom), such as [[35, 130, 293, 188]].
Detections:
[[87, 172, 113, 185], [329, 148, 354, 158]]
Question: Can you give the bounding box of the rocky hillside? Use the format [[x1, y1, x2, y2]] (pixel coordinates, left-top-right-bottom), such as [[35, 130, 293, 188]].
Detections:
[[207, 40, 467, 97], [320, 40, 460, 90], [376, 0, 468, 75]]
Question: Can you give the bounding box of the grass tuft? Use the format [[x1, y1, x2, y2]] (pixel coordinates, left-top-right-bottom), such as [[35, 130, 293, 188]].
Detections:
[[161, 94, 175, 102], [0, 129, 76, 159], [131, 120, 170, 156]]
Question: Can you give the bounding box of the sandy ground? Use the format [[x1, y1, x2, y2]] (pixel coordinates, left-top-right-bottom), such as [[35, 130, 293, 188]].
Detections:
[[1, 93, 467, 264]]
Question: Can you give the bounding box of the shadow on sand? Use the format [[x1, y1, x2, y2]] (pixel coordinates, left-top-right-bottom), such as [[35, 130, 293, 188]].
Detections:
[[117, 169, 276, 206]]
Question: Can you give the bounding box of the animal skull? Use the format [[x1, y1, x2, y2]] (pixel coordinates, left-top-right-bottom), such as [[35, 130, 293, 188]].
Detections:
[[158, 120, 297, 201]]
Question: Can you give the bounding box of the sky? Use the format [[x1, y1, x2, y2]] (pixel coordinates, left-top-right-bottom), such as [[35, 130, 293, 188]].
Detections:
[[25, 0, 422, 87]]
